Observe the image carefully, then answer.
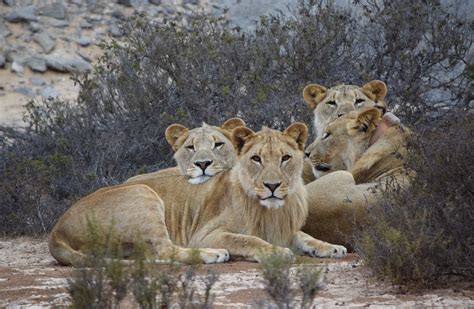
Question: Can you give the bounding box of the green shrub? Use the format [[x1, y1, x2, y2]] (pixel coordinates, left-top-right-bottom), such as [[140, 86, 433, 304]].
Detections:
[[354, 111, 474, 286], [0, 0, 471, 235]]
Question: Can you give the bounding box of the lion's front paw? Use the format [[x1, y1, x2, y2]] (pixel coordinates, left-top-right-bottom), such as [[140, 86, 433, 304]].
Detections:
[[200, 248, 230, 264], [302, 243, 347, 258], [311, 244, 347, 258]]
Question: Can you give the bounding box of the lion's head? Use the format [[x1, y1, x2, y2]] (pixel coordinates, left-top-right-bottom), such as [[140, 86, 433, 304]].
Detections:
[[231, 123, 308, 209], [165, 118, 245, 184], [303, 80, 388, 136], [305, 108, 404, 179]]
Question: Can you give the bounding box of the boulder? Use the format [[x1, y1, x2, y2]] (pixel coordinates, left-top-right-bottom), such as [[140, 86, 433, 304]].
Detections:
[[45, 53, 93, 73]]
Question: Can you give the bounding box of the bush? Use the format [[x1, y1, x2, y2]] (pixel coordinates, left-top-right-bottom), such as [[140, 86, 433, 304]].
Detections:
[[354, 111, 474, 286], [0, 0, 471, 235], [257, 251, 323, 308]]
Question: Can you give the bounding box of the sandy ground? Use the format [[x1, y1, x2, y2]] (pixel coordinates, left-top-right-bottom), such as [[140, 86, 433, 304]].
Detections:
[[0, 238, 473, 308]]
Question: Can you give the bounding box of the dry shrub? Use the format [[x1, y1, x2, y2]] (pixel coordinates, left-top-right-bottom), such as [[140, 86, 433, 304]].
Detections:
[[354, 111, 474, 286]]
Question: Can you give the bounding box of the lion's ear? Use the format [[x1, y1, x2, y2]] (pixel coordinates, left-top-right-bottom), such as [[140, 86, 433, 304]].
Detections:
[[369, 112, 401, 146], [362, 80, 387, 103], [165, 124, 189, 151], [232, 127, 255, 154], [221, 117, 246, 131], [284, 122, 308, 151], [353, 108, 381, 135], [303, 84, 327, 109]]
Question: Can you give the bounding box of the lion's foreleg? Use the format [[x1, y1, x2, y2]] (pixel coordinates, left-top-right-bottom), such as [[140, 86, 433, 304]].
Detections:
[[196, 231, 293, 262], [292, 231, 347, 258]]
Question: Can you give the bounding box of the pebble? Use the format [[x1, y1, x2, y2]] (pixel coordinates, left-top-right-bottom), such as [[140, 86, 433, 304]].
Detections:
[[29, 76, 46, 86], [11, 61, 24, 74]]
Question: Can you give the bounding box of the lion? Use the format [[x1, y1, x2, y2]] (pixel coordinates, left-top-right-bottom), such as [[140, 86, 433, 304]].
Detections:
[[305, 108, 409, 183], [49, 123, 347, 266], [125, 117, 245, 184], [302, 108, 411, 246], [303, 80, 388, 137]]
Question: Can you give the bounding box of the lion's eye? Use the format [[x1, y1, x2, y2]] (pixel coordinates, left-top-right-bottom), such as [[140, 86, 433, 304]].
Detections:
[[322, 132, 331, 140], [214, 142, 225, 149], [326, 100, 337, 106], [186, 145, 195, 151], [251, 155, 261, 163], [355, 98, 365, 106], [282, 155, 291, 162]]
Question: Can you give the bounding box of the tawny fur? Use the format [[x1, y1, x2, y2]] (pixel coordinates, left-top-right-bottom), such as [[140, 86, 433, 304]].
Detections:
[[302, 108, 411, 248], [49, 123, 347, 265]]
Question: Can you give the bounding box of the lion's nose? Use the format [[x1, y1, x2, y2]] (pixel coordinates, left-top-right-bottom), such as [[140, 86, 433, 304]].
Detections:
[[337, 113, 344, 117], [195, 160, 213, 171], [304, 152, 310, 158], [315, 163, 331, 172], [264, 182, 281, 193]]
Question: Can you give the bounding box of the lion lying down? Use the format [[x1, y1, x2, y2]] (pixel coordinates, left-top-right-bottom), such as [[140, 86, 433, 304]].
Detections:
[[302, 108, 411, 246], [49, 122, 347, 265]]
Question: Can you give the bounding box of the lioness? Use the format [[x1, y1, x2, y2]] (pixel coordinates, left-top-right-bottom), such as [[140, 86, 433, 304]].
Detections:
[[305, 108, 409, 183], [303, 80, 388, 137], [49, 123, 347, 265], [302, 108, 411, 246], [126, 117, 245, 184]]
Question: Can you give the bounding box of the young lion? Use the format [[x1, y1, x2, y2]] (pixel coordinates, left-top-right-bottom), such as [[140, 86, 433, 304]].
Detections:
[[303, 80, 388, 137], [302, 108, 411, 246], [49, 123, 346, 266], [125, 117, 245, 184]]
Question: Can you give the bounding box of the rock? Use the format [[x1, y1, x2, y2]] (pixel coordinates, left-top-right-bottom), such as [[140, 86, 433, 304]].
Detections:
[[80, 19, 92, 29], [111, 10, 125, 19], [149, 0, 161, 5], [41, 86, 61, 98], [29, 76, 46, 86], [33, 31, 56, 53], [75, 37, 93, 47], [15, 86, 34, 96], [0, 22, 12, 39], [28, 22, 41, 32], [48, 19, 70, 28], [109, 21, 123, 38], [0, 55, 5, 68], [76, 50, 92, 62], [45, 53, 93, 73], [27, 56, 47, 72], [117, 0, 132, 7], [11, 61, 24, 74], [3, 0, 16, 6], [39, 2, 67, 20], [5, 5, 38, 23]]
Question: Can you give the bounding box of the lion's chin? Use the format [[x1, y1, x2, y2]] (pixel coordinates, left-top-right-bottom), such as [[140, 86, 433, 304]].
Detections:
[[188, 175, 211, 184], [259, 198, 285, 209]]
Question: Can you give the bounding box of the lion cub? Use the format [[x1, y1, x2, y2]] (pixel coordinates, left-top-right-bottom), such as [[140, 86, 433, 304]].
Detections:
[[49, 122, 346, 266]]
